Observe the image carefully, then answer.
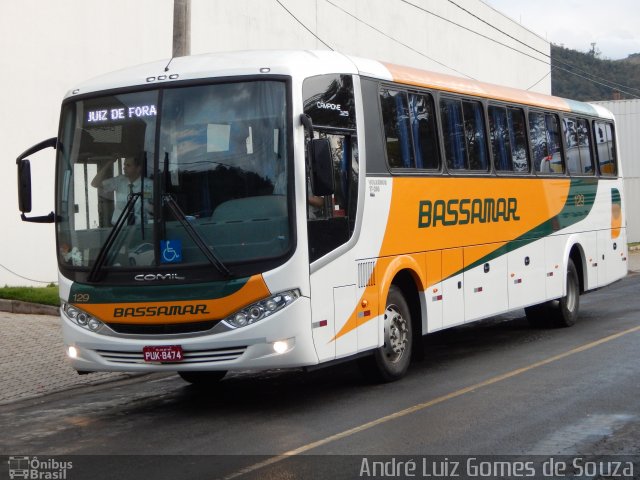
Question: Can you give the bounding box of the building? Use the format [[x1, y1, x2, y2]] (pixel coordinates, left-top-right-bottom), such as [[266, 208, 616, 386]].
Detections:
[[0, 0, 549, 285], [592, 99, 640, 243]]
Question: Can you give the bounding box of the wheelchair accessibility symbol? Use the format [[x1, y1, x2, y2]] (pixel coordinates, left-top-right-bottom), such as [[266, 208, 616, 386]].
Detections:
[[160, 239, 182, 264]]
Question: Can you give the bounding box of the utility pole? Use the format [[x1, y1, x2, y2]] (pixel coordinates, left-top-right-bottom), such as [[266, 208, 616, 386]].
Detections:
[[173, 0, 191, 57]]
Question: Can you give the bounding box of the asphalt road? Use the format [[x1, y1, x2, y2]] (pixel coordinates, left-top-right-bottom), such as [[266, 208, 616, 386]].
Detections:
[[1, 272, 639, 480]]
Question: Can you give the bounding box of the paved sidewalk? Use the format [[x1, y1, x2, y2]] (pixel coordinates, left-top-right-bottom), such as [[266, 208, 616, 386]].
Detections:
[[0, 312, 138, 405], [0, 251, 638, 406]]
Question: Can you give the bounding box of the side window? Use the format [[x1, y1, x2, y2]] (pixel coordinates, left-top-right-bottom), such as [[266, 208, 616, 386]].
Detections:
[[379, 89, 440, 170], [303, 74, 356, 130], [410, 92, 440, 170], [529, 112, 564, 174], [594, 121, 618, 176], [489, 105, 529, 172], [440, 97, 488, 171], [563, 118, 595, 175], [380, 89, 413, 168], [303, 74, 359, 262]]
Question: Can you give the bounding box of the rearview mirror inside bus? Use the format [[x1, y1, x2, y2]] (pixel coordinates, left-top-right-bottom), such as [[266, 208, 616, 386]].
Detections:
[[310, 138, 334, 196], [17, 159, 32, 213]]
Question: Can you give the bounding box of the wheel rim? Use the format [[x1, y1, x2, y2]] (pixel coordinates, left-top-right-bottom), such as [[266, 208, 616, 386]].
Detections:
[[383, 303, 409, 363]]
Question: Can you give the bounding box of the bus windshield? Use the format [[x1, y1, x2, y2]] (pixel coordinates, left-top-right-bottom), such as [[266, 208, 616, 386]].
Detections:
[[56, 80, 291, 278]]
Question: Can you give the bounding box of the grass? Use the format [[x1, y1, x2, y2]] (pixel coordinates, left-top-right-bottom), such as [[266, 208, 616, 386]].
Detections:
[[0, 284, 60, 306]]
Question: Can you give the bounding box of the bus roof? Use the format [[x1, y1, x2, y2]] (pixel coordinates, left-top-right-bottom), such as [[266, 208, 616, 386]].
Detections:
[[377, 61, 610, 119], [65, 49, 612, 120]]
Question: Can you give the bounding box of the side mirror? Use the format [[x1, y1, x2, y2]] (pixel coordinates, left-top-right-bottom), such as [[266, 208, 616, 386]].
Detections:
[[16, 137, 57, 223], [17, 159, 32, 213], [310, 138, 334, 197]]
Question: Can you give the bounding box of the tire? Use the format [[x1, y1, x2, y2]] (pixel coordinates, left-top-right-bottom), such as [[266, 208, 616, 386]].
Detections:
[[178, 370, 227, 386], [359, 285, 412, 382], [525, 259, 580, 328], [550, 258, 580, 327]]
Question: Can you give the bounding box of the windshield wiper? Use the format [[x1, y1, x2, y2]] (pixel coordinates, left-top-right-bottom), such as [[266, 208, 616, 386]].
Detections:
[[87, 192, 141, 282], [162, 193, 231, 277]]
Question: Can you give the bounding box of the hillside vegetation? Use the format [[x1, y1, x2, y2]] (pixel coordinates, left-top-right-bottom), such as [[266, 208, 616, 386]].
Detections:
[[551, 45, 640, 101]]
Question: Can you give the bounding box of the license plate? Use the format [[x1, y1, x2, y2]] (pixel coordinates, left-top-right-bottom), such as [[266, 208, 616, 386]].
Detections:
[[143, 345, 184, 363]]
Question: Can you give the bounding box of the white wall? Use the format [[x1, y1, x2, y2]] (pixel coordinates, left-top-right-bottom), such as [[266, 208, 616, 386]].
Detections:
[[191, 0, 550, 92], [593, 100, 640, 243], [1, 0, 549, 285], [0, 0, 172, 286]]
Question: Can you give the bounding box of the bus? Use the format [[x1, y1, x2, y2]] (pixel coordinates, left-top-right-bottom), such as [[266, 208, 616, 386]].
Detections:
[[16, 50, 628, 384]]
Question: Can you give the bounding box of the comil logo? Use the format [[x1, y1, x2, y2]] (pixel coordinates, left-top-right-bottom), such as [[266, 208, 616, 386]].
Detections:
[[8, 456, 73, 479], [134, 273, 185, 282]]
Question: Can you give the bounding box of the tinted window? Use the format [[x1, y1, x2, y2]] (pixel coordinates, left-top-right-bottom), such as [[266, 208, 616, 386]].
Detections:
[[488, 105, 529, 172], [379, 88, 440, 170], [440, 98, 488, 171], [410, 93, 440, 169], [563, 117, 595, 175], [303, 74, 356, 130], [593, 121, 617, 176], [529, 112, 564, 174], [380, 89, 413, 168], [55, 81, 292, 273]]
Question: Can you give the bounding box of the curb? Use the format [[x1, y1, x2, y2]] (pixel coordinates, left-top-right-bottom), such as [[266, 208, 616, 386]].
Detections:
[[0, 299, 59, 316]]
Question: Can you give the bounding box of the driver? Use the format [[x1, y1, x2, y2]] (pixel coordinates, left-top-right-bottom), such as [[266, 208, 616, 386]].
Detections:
[[91, 156, 153, 225]]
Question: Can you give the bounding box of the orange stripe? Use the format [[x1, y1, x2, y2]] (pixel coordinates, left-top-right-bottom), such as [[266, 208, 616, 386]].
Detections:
[[380, 177, 570, 258], [332, 177, 572, 342], [78, 274, 271, 324]]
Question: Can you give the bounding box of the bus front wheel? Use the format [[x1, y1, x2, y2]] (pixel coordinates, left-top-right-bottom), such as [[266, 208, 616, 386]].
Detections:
[[359, 285, 412, 382]]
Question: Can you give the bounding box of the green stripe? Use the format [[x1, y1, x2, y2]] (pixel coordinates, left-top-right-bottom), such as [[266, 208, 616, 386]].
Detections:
[[457, 178, 599, 277], [612, 188, 621, 205], [69, 277, 252, 304]]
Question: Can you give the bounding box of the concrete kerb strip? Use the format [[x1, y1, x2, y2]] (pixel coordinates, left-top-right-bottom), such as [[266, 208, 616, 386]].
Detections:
[[0, 298, 58, 316]]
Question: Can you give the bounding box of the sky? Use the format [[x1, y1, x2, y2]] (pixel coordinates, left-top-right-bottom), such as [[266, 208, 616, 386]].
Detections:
[[484, 0, 640, 60]]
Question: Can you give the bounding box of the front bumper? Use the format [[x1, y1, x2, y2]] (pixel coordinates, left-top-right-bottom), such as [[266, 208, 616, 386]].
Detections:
[[61, 296, 319, 372]]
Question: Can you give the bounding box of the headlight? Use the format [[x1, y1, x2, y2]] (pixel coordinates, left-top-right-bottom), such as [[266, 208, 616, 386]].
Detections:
[[223, 290, 300, 329], [63, 302, 105, 333]]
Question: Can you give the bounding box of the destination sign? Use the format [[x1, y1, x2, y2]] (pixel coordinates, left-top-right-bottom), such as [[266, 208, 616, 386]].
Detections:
[[86, 104, 157, 123]]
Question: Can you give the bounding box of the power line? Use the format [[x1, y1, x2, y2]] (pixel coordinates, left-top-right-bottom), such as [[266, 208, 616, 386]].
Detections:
[[337, 0, 640, 99], [324, 0, 476, 79], [0, 263, 56, 285], [445, 0, 549, 59], [526, 69, 552, 92], [443, 0, 640, 98], [280, 0, 639, 98], [275, 0, 334, 50]]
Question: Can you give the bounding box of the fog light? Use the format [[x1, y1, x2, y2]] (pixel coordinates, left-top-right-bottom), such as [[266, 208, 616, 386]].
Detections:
[[68, 346, 78, 359], [273, 340, 289, 354]]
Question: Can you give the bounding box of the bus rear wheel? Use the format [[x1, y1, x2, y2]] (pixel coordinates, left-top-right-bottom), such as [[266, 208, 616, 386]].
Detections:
[[525, 259, 580, 328], [178, 370, 227, 386], [359, 285, 412, 382]]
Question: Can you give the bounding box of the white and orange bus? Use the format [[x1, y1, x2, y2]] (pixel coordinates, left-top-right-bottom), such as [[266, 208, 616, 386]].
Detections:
[[16, 50, 628, 383]]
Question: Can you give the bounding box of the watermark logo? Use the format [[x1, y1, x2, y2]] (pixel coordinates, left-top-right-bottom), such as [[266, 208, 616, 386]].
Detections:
[[8, 457, 72, 479]]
